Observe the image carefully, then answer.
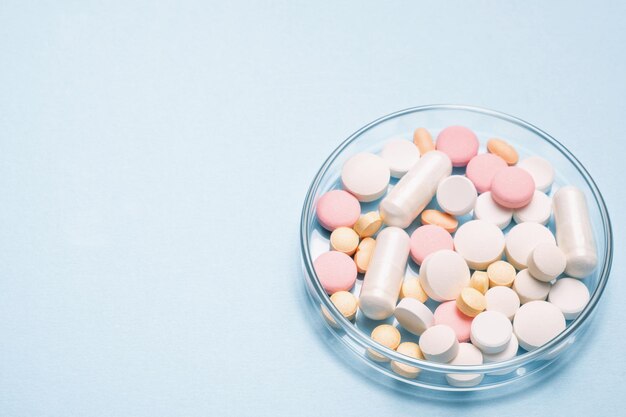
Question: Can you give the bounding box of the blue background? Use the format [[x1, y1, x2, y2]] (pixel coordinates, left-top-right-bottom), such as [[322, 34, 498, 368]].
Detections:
[[1, 1, 625, 416]]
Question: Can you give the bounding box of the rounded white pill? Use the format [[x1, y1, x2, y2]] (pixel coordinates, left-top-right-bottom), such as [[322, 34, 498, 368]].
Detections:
[[381, 138, 420, 178], [548, 278, 590, 320], [485, 286, 520, 320], [341, 152, 390, 202], [394, 297, 434, 336], [527, 242, 566, 282], [513, 190, 552, 225], [505, 222, 556, 270], [512, 269, 551, 304], [518, 156, 554, 192], [420, 249, 470, 301], [419, 325, 459, 363], [445, 343, 484, 387], [483, 334, 520, 375], [470, 311, 512, 354], [454, 220, 505, 270], [513, 301, 565, 351], [473, 192, 513, 229], [436, 175, 478, 216]]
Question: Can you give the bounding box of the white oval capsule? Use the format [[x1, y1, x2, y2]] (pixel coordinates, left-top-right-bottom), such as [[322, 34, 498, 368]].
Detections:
[[380, 150, 452, 228], [359, 227, 410, 319], [552, 186, 598, 278]]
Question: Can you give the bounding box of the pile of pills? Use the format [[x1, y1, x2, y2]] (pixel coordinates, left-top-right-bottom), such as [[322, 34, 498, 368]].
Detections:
[[314, 125, 596, 387]]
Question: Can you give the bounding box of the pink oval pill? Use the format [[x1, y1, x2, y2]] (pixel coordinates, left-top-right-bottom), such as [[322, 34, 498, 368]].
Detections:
[[466, 153, 508, 194], [436, 126, 479, 167], [434, 301, 473, 342], [491, 167, 535, 209], [409, 225, 454, 265], [313, 251, 357, 294], [316, 190, 361, 231]]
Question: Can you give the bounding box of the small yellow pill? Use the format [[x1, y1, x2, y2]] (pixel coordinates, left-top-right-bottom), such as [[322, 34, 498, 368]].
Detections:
[[487, 260, 516, 287], [420, 209, 459, 233], [353, 211, 382, 238], [321, 291, 359, 328], [391, 342, 424, 379], [367, 324, 401, 362], [456, 287, 487, 317], [399, 277, 428, 303], [354, 237, 376, 273], [330, 227, 360, 256], [413, 127, 435, 155], [487, 138, 519, 165], [470, 270, 489, 295]]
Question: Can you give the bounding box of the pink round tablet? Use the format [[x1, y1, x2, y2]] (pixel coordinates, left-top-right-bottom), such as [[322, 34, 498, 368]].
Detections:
[[466, 153, 508, 193], [434, 301, 473, 342], [435, 126, 479, 167], [316, 190, 361, 231], [409, 225, 454, 265], [491, 167, 535, 209], [313, 251, 357, 294]]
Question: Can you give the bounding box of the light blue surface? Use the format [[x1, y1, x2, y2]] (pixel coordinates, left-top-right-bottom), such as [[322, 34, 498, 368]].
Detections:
[[1, 1, 625, 416]]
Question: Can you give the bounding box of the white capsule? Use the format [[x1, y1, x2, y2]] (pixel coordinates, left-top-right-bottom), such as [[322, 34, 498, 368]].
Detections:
[[552, 186, 598, 278], [380, 150, 452, 228], [359, 227, 410, 319]]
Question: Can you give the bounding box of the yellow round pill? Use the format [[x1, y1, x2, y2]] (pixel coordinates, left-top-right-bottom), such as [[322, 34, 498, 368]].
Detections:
[[456, 287, 487, 317], [391, 342, 424, 379], [353, 211, 382, 238], [330, 227, 360, 256], [354, 237, 376, 273], [469, 270, 489, 295], [400, 277, 428, 303], [321, 291, 359, 328], [367, 324, 401, 362], [487, 260, 516, 287]]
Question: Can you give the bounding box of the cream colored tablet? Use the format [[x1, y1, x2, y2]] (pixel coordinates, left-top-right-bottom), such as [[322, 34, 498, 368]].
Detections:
[[470, 311, 512, 354], [353, 211, 382, 238], [330, 227, 360, 255], [513, 190, 551, 225], [512, 269, 551, 304], [548, 278, 590, 320], [419, 325, 459, 363], [445, 343, 484, 387], [394, 297, 434, 336], [436, 175, 478, 216], [454, 220, 505, 270], [456, 287, 486, 317], [518, 156, 555, 192], [487, 260, 516, 287], [470, 271, 490, 295], [513, 301, 565, 351], [420, 249, 470, 301], [354, 237, 376, 273], [321, 291, 359, 328], [485, 286, 520, 320], [527, 242, 566, 282], [341, 152, 391, 202], [391, 342, 424, 379], [400, 277, 428, 303], [367, 324, 401, 362], [381, 138, 421, 178], [505, 222, 556, 270], [473, 192, 513, 229]]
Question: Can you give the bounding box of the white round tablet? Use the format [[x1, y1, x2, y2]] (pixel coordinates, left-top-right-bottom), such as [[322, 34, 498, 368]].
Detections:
[[518, 156, 554, 192], [470, 311, 512, 354], [436, 175, 478, 216], [341, 152, 390, 202], [419, 324, 459, 363], [527, 242, 566, 282], [513, 190, 552, 225], [485, 286, 520, 320], [505, 222, 556, 270], [548, 278, 590, 320], [454, 220, 505, 270], [394, 298, 434, 336], [421, 249, 470, 301], [513, 301, 565, 351], [512, 269, 551, 304], [381, 138, 420, 178], [445, 343, 484, 387], [483, 334, 519, 375], [473, 192, 513, 229]]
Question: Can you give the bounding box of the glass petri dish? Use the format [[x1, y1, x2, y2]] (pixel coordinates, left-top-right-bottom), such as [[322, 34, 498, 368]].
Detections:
[[299, 105, 613, 391]]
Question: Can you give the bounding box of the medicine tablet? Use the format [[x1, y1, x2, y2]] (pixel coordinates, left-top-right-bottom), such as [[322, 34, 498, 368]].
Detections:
[[354, 237, 376, 273], [421, 209, 458, 233], [513, 190, 552, 225], [512, 269, 551, 304], [548, 278, 590, 320], [434, 301, 473, 343], [419, 324, 459, 363], [381, 138, 421, 178], [466, 153, 508, 193], [316, 190, 361, 231], [409, 225, 454, 265], [394, 298, 434, 336], [341, 152, 390, 202], [518, 156, 554, 192], [436, 126, 479, 167], [483, 334, 519, 374], [400, 277, 428, 303], [470, 311, 513, 354], [513, 301, 565, 351], [456, 287, 486, 317], [491, 167, 535, 209], [367, 324, 401, 362], [470, 271, 490, 295], [487, 260, 516, 287], [487, 138, 519, 165], [473, 192, 513, 229], [436, 175, 478, 216], [353, 211, 382, 238], [391, 342, 424, 379], [313, 251, 357, 294], [420, 249, 470, 301], [485, 286, 520, 320], [445, 343, 484, 387], [321, 291, 359, 328], [505, 222, 556, 270], [413, 127, 435, 155], [454, 220, 505, 270], [527, 243, 566, 282], [330, 227, 360, 255]]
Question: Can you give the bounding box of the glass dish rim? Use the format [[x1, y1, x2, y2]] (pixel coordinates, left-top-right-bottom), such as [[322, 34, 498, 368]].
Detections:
[[300, 104, 613, 373]]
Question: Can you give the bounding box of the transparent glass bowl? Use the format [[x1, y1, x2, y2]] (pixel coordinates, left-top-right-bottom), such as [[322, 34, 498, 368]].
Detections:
[[299, 105, 613, 391]]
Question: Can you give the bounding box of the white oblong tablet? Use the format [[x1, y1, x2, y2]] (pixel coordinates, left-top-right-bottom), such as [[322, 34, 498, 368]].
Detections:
[[473, 192, 513, 229], [548, 278, 590, 320], [505, 222, 556, 270], [485, 286, 520, 320], [454, 220, 505, 270], [527, 242, 566, 282], [381, 138, 420, 178], [419, 324, 459, 363], [394, 297, 434, 336], [513, 301, 565, 351], [436, 175, 478, 216], [513, 190, 551, 225], [341, 152, 391, 202], [470, 311, 512, 354], [483, 334, 519, 375], [518, 156, 554, 192], [512, 269, 551, 304], [422, 249, 470, 301], [445, 343, 484, 387]]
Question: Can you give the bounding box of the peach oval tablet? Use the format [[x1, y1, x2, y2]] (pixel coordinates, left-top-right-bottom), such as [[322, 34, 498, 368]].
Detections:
[[413, 127, 435, 154], [409, 225, 454, 265], [329, 227, 359, 255], [435, 126, 479, 167], [491, 167, 535, 209], [434, 301, 474, 343], [466, 153, 508, 193], [353, 211, 382, 238], [313, 251, 357, 294], [487, 138, 519, 165], [316, 190, 361, 231], [421, 209, 458, 233], [400, 277, 428, 303], [354, 237, 376, 273]]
